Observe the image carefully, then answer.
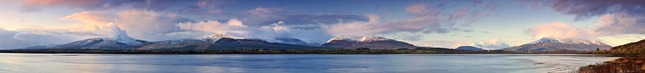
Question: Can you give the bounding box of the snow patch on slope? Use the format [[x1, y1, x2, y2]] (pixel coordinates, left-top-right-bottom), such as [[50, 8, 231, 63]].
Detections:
[[105, 23, 143, 46], [327, 35, 392, 43], [528, 37, 607, 45], [197, 33, 244, 43], [528, 37, 564, 44]]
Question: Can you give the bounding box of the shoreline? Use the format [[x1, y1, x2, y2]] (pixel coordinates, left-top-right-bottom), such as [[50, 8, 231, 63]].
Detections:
[[579, 57, 645, 73]]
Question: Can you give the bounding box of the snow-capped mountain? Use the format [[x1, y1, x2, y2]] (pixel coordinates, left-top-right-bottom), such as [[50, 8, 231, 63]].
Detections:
[[197, 33, 242, 43], [326, 35, 392, 43], [527, 37, 605, 45], [502, 37, 612, 52], [135, 34, 323, 50], [197, 33, 322, 46], [21, 22, 147, 49], [137, 39, 211, 50], [527, 37, 565, 44], [322, 35, 416, 50], [48, 37, 147, 49]]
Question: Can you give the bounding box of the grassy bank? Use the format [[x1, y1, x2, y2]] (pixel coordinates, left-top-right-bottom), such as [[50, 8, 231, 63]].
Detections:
[[579, 57, 645, 73]]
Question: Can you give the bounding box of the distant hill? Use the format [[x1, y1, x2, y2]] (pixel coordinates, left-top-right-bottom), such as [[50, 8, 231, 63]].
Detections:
[[322, 36, 416, 50], [455, 46, 485, 51], [502, 37, 611, 52], [610, 39, 645, 55]]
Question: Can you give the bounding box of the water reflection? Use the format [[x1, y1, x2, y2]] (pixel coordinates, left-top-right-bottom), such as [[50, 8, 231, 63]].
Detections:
[[0, 54, 618, 73]]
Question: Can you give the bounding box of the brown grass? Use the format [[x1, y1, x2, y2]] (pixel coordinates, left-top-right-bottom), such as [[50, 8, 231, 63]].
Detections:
[[579, 57, 645, 73]]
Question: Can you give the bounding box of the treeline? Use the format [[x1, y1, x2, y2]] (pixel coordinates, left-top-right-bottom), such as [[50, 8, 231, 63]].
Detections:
[[0, 47, 517, 54]]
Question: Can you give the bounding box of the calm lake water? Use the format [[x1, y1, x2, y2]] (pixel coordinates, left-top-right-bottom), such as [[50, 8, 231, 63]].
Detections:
[[0, 53, 618, 73]]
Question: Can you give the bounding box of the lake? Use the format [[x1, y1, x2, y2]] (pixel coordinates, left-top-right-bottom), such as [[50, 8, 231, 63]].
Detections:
[[0, 53, 618, 73]]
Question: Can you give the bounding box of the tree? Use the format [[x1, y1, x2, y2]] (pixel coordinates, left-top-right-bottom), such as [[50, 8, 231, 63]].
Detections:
[[355, 47, 370, 50]]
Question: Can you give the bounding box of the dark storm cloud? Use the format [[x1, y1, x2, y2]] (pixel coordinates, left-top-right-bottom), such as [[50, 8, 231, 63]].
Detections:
[[552, 0, 645, 19], [550, 0, 645, 34]]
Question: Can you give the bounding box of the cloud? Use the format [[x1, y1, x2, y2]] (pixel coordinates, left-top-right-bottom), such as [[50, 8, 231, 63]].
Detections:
[[473, 39, 510, 50], [106, 22, 126, 38], [518, 0, 645, 43], [0, 14, 195, 49], [325, 13, 453, 35], [0, 28, 30, 49], [541, 0, 645, 37], [178, 20, 333, 43], [63, 10, 195, 41], [551, 0, 645, 20], [63, 11, 115, 26], [404, 39, 509, 50], [10, 0, 229, 14], [526, 22, 597, 40], [0, 27, 104, 49], [177, 19, 250, 35], [243, 7, 283, 25], [405, 3, 431, 17], [409, 40, 473, 49], [1, 0, 503, 48], [526, 15, 645, 41], [325, 1, 497, 36], [240, 7, 369, 26], [596, 14, 645, 34]]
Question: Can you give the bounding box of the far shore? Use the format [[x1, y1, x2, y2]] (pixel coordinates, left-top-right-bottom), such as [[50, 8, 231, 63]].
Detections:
[[0, 48, 604, 54]]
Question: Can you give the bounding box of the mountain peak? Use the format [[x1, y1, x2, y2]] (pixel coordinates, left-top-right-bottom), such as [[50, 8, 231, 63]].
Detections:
[[327, 35, 392, 43], [528, 37, 564, 44], [105, 22, 143, 46], [198, 33, 243, 43], [503, 37, 612, 52], [528, 37, 607, 45], [323, 35, 415, 50]]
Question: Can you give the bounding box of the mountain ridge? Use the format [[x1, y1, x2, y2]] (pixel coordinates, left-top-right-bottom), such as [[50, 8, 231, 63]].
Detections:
[[502, 37, 611, 52], [322, 36, 416, 50]]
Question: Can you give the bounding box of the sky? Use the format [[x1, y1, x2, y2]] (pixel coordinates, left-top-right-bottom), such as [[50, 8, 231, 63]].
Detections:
[[0, 0, 644, 50]]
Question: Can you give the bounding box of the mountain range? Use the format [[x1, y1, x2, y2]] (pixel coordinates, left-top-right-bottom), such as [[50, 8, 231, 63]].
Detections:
[[20, 26, 619, 52], [23, 24, 148, 50], [322, 36, 417, 50], [501, 37, 612, 52], [22, 33, 417, 50]]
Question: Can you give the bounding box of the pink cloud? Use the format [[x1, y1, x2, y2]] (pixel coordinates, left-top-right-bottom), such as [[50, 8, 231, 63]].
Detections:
[[177, 20, 333, 43], [405, 3, 431, 17], [526, 22, 597, 40], [62, 10, 194, 41]]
